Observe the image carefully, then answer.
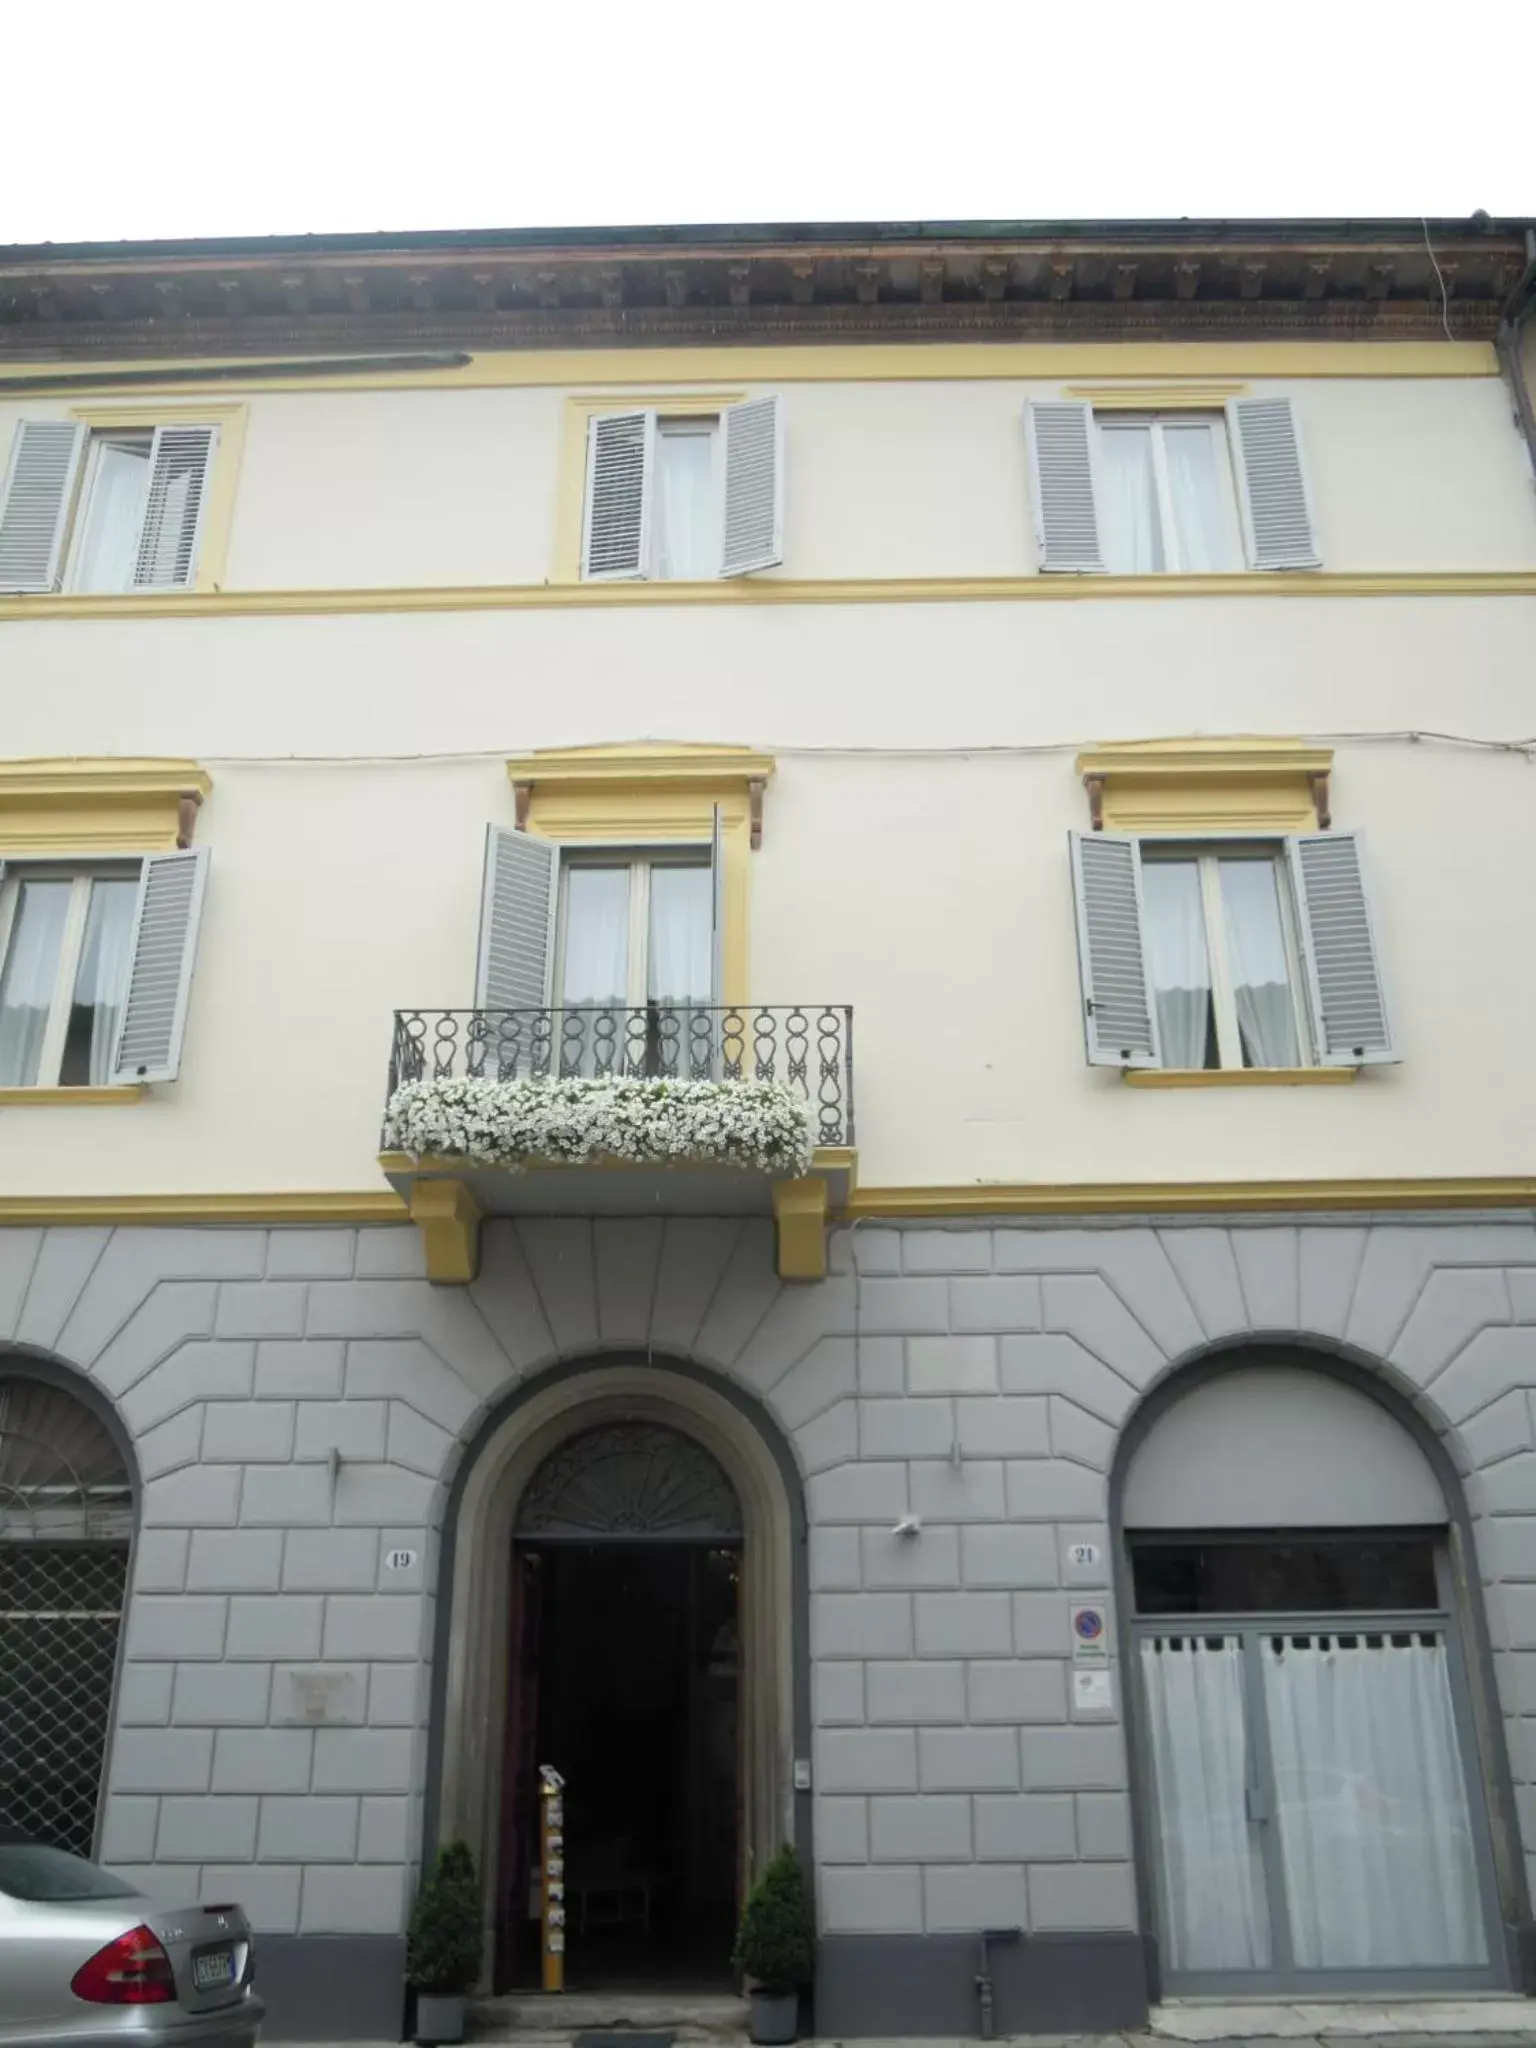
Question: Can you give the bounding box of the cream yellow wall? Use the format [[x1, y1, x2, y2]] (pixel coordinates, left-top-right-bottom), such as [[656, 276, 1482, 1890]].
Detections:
[[0, 593, 1534, 1195], [3, 368, 1534, 588]]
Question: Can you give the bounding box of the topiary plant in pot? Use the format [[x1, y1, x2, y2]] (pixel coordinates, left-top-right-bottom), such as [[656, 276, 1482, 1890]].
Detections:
[[733, 1844, 816, 2045], [406, 1839, 484, 2044]]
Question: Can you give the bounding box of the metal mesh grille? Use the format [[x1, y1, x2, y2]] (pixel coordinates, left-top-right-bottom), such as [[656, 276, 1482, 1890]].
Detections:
[[0, 1544, 128, 1855]]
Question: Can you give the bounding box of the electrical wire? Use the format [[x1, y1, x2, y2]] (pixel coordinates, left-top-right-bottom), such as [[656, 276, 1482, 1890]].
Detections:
[[197, 728, 1536, 770], [1422, 218, 1457, 343]]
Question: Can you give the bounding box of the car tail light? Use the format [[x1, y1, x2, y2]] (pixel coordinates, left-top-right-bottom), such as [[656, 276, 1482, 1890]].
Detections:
[[71, 1924, 177, 2004]]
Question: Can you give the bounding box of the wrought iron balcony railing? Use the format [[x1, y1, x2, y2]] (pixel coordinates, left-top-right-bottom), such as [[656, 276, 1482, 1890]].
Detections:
[[386, 1005, 855, 1149]]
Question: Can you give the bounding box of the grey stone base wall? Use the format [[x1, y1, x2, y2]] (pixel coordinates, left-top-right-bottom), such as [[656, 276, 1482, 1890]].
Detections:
[[254, 1934, 406, 2040], [4, 1211, 1536, 2038], [816, 1929, 1149, 2036]]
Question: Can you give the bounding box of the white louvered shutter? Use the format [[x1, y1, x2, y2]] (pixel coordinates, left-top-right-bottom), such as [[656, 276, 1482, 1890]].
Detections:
[[1286, 832, 1397, 1065], [0, 421, 87, 592], [1227, 398, 1320, 570], [477, 827, 557, 1007], [719, 395, 783, 576], [1025, 401, 1105, 573], [1068, 832, 1161, 1068], [110, 849, 210, 1084], [132, 425, 218, 588], [582, 410, 655, 579]]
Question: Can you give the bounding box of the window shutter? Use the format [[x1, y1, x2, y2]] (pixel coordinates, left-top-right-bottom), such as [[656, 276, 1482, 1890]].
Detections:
[[0, 421, 87, 593], [1285, 831, 1397, 1065], [719, 395, 783, 576], [1025, 401, 1104, 573], [1068, 832, 1161, 1068], [477, 826, 557, 1007], [110, 849, 210, 1084], [132, 424, 218, 589], [582, 410, 655, 579], [1227, 398, 1320, 570]]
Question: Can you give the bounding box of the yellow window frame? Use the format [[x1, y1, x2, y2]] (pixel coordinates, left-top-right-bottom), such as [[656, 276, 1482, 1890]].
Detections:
[[66, 402, 249, 593], [552, 391, 746, 583]]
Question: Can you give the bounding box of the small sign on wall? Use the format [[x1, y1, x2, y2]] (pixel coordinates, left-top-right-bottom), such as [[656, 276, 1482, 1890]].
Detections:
[[1073, 1667, 1114, 1714], [1071, 1604, 1108, 1662]]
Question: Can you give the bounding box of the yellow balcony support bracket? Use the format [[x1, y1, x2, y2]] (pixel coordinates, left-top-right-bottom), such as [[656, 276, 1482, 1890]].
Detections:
[[774, 1175, 830, 1283], [410, 1178, 483, 1285]]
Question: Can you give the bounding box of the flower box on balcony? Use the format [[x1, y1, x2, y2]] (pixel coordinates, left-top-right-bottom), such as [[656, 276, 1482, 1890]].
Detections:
[[382, 1073, 815, 1178]]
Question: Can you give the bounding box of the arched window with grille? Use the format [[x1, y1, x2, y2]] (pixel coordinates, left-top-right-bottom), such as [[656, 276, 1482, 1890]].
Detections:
[[0, 1372, 133, 1857]]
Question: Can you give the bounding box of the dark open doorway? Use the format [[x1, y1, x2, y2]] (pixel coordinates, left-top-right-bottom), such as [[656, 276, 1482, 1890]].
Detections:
[[497, 1542, 740, 1989]]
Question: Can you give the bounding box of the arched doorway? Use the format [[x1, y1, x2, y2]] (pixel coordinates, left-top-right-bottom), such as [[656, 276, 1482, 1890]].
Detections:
[[0, 1367, 133, 1857], [433, 1360, 804, 1996], [1115, 1352, 1508, 1998]]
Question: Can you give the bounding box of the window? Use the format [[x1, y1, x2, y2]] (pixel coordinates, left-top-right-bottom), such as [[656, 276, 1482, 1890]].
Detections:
[[1026, 395, 1320, 574], [556, 852, 713, 1011], [581, 396, 783, 581], [1069, 829, 1397, 1073], [1140, 847, 1308, 1069], [1095, 415, 1241, 573], [0, 851, 209, 1090], [0, 418, 223, 595], [0, 869, 138, 1086]]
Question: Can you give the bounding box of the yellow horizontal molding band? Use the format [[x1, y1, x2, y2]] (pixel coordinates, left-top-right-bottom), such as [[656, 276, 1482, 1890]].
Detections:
[[1122, 1068, 1358, 1088], [0, 1086, 145, 1107], [0, 1192, 409, 1225], [506, 741, 775, 791], [5, 571, 1536, 624], [0, 756, 213, 855], [0, 1172, 1531, 1227], [847, 1178, 1536, 1217], [0, 340, 1498, 395]]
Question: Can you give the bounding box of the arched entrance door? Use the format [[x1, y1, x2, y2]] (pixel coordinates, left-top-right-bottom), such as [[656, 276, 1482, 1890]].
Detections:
[[0, 1370, 133, 1857], [1119, 1356, 1506, 1997], [499, 1422, 743, 1987]]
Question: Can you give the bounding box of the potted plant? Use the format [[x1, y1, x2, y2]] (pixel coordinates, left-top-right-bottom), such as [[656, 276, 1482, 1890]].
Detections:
[[406, 1839, 484, 2044], [733, 1844, 816, 2045]]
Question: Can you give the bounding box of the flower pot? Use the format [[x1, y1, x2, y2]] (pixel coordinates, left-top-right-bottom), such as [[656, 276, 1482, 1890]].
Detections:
[[414, 1992, 467, 2044], [748, 1988, 799, 2045]]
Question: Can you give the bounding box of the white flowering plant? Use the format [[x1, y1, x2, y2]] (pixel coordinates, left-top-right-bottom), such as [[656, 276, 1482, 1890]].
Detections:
[[383, 1074, 816, 1178]]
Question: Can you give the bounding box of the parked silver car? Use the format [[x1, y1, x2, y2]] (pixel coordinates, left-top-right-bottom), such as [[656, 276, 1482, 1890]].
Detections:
[[0, 1835, 263, 2048]]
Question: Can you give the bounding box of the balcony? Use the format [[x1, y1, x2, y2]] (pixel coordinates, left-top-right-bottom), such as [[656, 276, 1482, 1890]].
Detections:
[[378, 1005, 855, 1284]]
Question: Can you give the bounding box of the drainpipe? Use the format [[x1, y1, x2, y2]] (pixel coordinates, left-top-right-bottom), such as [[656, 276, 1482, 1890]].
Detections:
[[1495, 228, 1536, 483], [974, 1926, 1021, 2039]]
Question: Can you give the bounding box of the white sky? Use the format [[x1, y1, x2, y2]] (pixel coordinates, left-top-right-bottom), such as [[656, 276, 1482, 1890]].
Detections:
[[2, 0, 1530, 245]]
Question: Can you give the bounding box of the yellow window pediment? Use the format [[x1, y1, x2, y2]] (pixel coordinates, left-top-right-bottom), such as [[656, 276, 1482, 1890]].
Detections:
[[0, 758, 212, 855], [1074, 735, 1332, 835]]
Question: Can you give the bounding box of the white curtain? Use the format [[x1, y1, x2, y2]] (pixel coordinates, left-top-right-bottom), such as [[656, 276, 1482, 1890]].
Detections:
[[0, 881, 71, 1087], [648, 864, 712, 1076], [72, 879, 138, 1085], [1096, 425, 1164, 573], [1218, 860, 1301, 1067], [1141, 1636, 1271, 1971], [1141, 860, 1212, 1068], [1163, 423, 1235, 572], [1262, 1632, 1487, 1969], [654, 425, 716, 579], [72, 439, 151, 592]]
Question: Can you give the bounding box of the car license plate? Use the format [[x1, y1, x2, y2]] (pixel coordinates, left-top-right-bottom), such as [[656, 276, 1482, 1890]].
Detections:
[[193, 1947, 235, 1991]]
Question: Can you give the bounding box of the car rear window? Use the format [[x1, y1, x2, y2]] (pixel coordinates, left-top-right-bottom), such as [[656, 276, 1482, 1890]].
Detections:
[[0, 1840, 138, 1902]]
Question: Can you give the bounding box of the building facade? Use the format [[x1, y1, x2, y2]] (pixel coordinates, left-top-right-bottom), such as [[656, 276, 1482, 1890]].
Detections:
[[1, 217, 1536, 2038]]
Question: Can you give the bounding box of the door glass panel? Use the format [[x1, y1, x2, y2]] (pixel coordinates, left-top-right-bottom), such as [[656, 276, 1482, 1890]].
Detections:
[[0, 881, 72, 1087], [1141, 859, 1216, 1069], [647, 864, 712, 1077], [1133, 1538, 1440, 1616], [58, 879, 137, 1087], [72, 435, 152, 593], [654, 422, 717, 580], [1097, 423, 1165, 573], [1262, 1629, 1487, 1968], [559, 867, 630, 1074], [1163, 422, 1237, 572], [1140, 1635, 1272, 1971], [1218, 858, 1302, 1068]]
